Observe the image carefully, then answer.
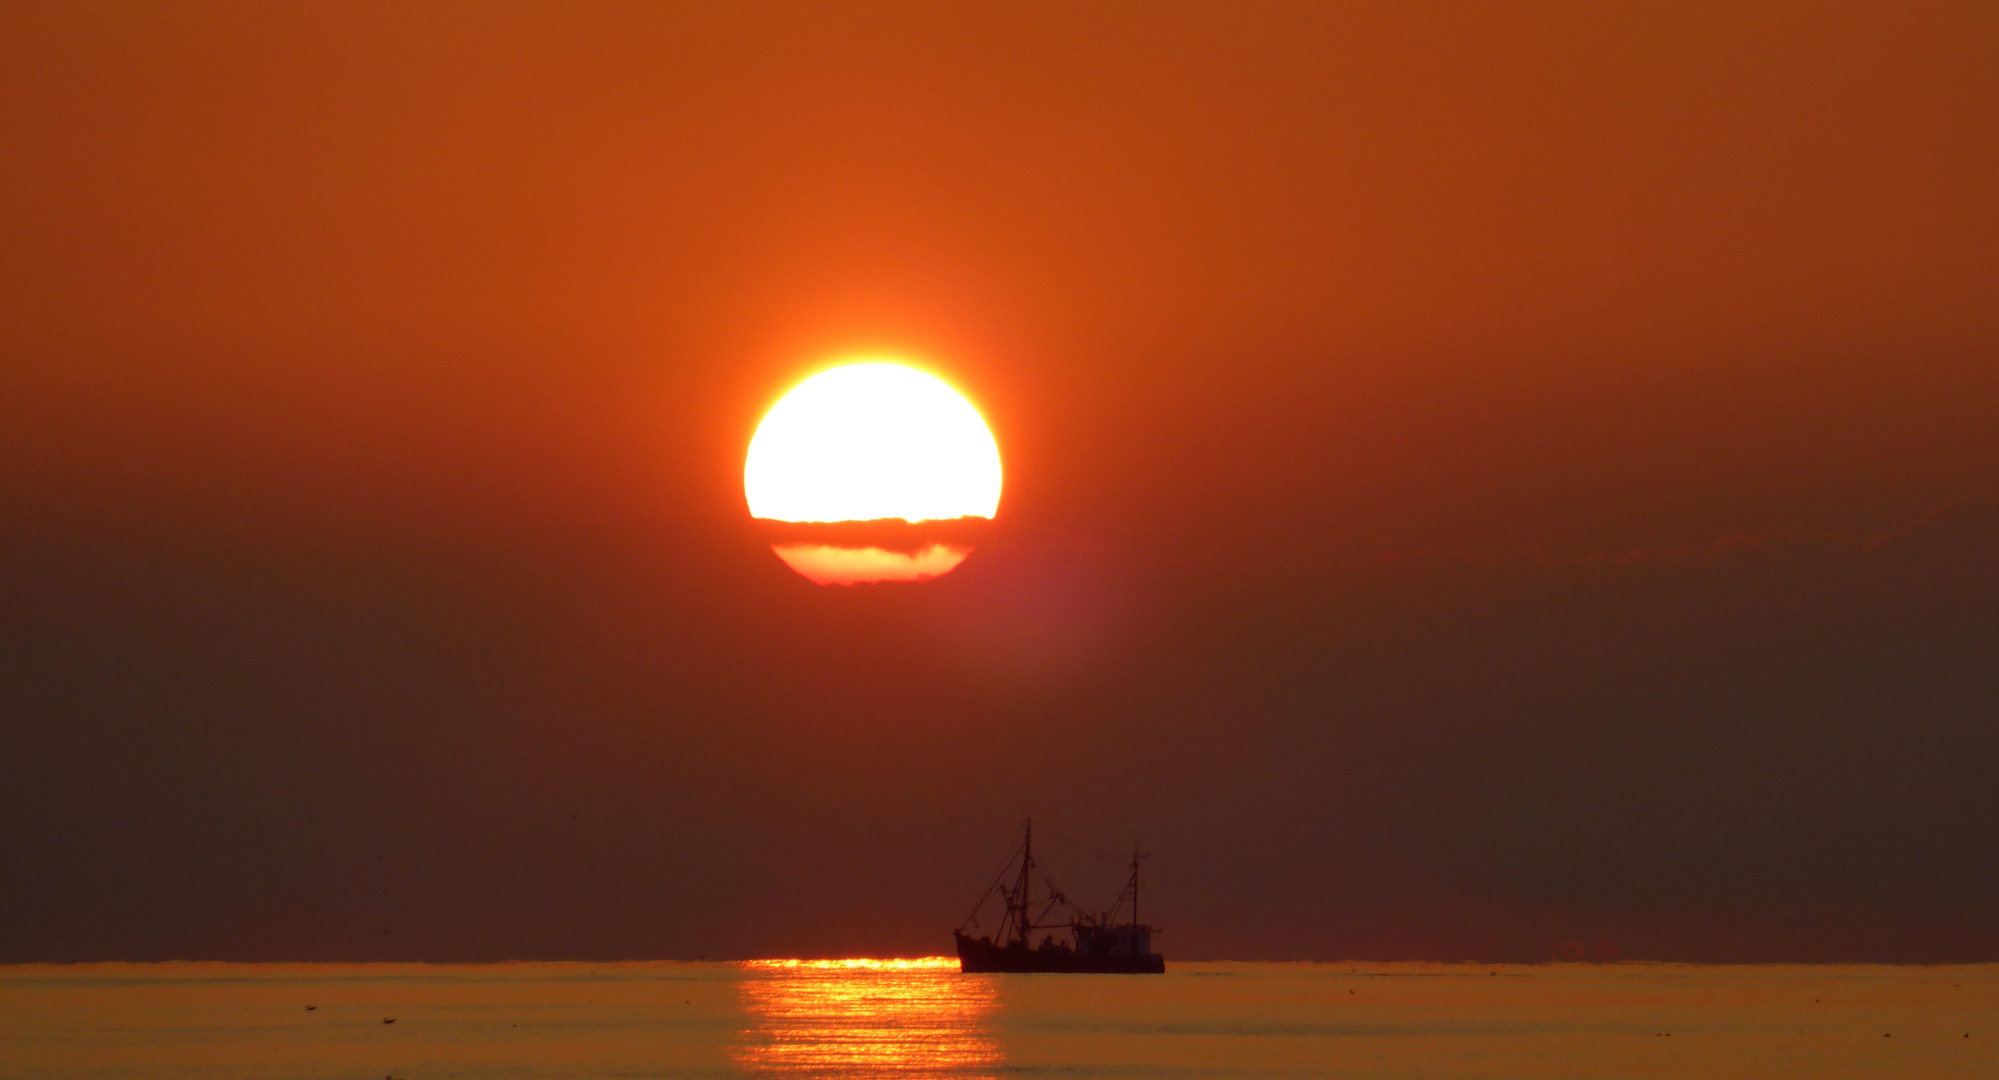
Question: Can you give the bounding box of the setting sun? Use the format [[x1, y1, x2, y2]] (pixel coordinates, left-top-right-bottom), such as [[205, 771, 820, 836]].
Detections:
[[745, 362, 1000, 585], [745, 363, 1001, 525], [9, 4, 1999, 1073]]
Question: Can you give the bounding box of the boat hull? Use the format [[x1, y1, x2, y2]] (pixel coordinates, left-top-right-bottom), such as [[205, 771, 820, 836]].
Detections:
[[954, 931, 1165, 974]]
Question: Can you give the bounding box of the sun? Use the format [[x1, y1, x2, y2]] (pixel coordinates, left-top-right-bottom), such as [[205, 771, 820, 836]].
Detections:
[[745, 361, 1001, 584], [745, 362, 1001, 524]]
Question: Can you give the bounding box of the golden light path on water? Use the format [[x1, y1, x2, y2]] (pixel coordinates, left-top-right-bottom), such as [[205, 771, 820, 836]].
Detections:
[[734, 957, 1000, 1078], [5, 960, 1999, 1078]]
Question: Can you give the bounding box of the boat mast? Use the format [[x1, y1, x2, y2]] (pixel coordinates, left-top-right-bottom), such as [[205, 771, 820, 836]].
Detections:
[[1131, 845, 1139, 928], [1011, 819, 1035, 945]]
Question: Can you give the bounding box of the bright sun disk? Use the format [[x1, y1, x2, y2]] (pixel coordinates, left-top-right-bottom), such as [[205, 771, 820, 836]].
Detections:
[[745, 362, 1001, 524]]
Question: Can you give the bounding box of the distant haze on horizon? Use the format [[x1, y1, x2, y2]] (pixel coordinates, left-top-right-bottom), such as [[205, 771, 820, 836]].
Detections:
[[2, 1, 1996, 963]]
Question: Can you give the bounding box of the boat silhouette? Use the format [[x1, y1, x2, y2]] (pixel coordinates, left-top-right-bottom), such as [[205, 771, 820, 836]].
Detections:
[[953, 820, 1165, 974]]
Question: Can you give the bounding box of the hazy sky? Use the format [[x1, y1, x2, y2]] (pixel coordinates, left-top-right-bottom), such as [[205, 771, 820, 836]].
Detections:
[[2, 2, 1996, 962]]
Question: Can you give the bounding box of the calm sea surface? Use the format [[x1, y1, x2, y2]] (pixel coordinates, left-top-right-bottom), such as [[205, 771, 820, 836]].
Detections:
[[2, 959, 1994, 1078]]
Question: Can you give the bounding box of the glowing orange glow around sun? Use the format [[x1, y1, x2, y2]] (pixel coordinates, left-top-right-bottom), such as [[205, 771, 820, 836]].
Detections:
[[746, 362, 1000, 585]]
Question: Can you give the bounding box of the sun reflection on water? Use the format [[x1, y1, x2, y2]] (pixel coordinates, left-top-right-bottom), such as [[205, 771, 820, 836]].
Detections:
[[734, 957, 1001, 1078]]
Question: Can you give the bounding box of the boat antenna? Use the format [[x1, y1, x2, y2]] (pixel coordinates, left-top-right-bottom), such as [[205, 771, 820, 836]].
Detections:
[[1134, 844, 1145, 926], [1105, 844, 1151, 927]]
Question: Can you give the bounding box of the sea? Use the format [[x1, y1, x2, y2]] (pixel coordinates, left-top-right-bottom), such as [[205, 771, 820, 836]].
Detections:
[[3, 959, 1994, 1079]]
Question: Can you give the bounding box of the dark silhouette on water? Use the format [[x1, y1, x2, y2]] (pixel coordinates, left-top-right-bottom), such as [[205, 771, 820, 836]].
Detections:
[[953, 820, 1165, 974]]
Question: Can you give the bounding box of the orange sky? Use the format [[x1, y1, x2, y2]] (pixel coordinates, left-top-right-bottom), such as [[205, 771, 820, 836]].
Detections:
[[1, 2, 1996, 961]]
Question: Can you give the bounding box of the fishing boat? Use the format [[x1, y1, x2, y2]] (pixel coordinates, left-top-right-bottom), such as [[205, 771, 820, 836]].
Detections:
[[953, 820, 1165, 974]]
